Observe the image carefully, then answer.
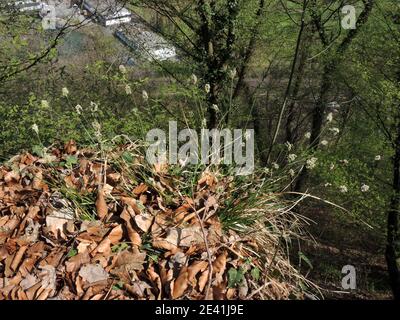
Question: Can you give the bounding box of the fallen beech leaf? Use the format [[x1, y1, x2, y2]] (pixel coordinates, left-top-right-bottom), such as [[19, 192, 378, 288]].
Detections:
[[45, 213, 71, 240], [90, 293, 104, 300], [20, 274, 38, 291], [133, 183, 148, 195], [107, 172, 121, 184], [4, 253, 15, 277], [174, 204, 191, 222], [172, 267, 189, 299], [197, 171, 216, 187], [0, 245, 8, 261], [39, 265, 57, 296], [154, 163, 168, 174], [81, 287, 94, 300], [198, 269, 209, 292], [103, 184, 114, 196], [20, 153, 35, 166], [108, 225, 123, 244], [45, 194, 75, 239], [153, 228, 179, 252], [4, 170, 20, 183], [226, 287, 236, 300], [17, 288, 28, 300], [25, 281, 42, 300], [93, 238, 112, 256], [212, 251, 228, 275], [32, 170, 46, 190], [10, 245, 27, 271], [20, 218, 40, 243], [64, 140, 77, 154], [180, 226, 205, 247], [124, 281, 151, 298], [134, 213, 153, 233], [213, 284, 226, 300], [0, 216, 19, 241], [121, 197, 141, 215], [188, 261, 209, 283], [115, 249, 146, 272], [126, 224, 142, 247], [168, 252, 186, 268], [79, 264, 108, 284], [205, 196, 218, 212], [66, 252, 91, 273], [77, 241, 91, 254], [147, 266, 162, 300], [95, 188, 108, 220], [120, 208, 142, 246], [39, 248, 64, 268]]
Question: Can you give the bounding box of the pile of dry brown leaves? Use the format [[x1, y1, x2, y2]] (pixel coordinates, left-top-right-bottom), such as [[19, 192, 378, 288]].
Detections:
[[0, 140, 311, 300]]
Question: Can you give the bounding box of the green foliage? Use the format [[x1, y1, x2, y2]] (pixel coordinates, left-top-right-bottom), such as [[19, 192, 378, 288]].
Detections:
[[227, 267, 245, 288]]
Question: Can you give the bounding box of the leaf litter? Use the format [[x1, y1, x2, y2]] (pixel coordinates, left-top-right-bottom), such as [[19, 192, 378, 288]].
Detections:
[[0, 141, 315, 300]]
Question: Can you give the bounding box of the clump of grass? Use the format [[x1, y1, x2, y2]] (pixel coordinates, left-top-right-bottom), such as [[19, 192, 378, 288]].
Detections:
[[100, 139, 319, 299]]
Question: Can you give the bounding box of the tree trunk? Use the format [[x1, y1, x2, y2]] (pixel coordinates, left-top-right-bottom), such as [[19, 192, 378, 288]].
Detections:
[[295, 62, 333, 191], [285, 37, 308, 144], [386, 108, 400, 300]]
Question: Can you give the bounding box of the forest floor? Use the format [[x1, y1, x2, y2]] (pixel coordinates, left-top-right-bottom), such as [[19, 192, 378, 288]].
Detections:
[[299, 206, 392, 300]]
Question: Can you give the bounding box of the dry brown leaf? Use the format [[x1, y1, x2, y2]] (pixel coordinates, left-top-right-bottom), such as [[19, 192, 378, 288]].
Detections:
[[197, 171, 217, 187], [121, 197, 141, 215], [79, 264, 109, 285], [174, 204, 191, 222], [10, 245, 27, 271], [95, 188, 108, 220], [92, 238, 112, 256], [20, 274, 38, 291], [126, 224, 142, 247], [133, 183, 148, 196], [226, 287, 236, 300], [65, 252, 91, 273], [212, 251, 228, 275], [134, 213, 153, 233], [108, 225, 123, 244], [198, 269, 209, 293], [32, 170, 46, 190], [213, 284, 226, 300], [147, 266, 162, 300], [124, 281, 151, 298], [45, 213, 71, 240], [169, 252, 186, 268], [64, 140, 77, 154], [25, 281, 42, 300], [172, 266, 189, 299], [107, 172, 121, 184], [180, 226, 205, 247], [153, 228, 179, 252], [115, 248, 146, 272], [4, 170, 20, 184], [39, 265, 57, 297], [187, 261, 208, 283]]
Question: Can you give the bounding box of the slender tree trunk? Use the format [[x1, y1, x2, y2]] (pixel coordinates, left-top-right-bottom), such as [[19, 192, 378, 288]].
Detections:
[[232, 0, 265, 100], [265, 0, 307, 163], [386, 96, 400, 299], [285, 38, 308, 144], [295, 62, 333, 191]]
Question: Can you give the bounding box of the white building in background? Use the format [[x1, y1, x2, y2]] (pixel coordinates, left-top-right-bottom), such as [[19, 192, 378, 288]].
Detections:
[[9, 0, 44, 12], [115, 27, 177, 61], [82, 0, 132, 27]]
